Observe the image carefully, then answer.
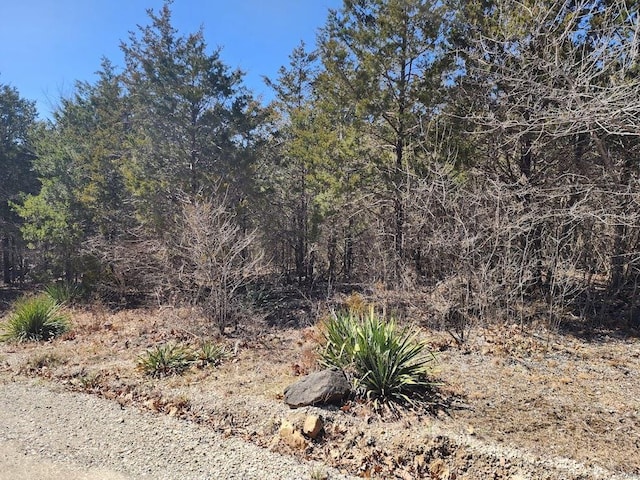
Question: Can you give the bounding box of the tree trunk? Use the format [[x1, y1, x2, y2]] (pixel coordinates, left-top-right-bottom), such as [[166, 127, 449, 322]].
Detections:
[[328, 232, 337, 284], [2, 236, 11, 284], [343, 219, 354, 281]]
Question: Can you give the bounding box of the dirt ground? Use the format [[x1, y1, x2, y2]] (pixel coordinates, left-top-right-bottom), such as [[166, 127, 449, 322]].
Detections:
[[0, 299, 639, 480], [0, 442, 129, 480]]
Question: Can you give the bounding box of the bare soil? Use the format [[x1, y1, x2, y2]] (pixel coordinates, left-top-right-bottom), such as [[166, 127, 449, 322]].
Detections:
[[1, 300, 639, 480]]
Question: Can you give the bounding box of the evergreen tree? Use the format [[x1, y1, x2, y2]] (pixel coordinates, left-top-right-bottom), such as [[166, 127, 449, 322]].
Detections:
[[263, 43, 327, 282], [0, 82, 38, 283], [318, 0, 454, 281], [14, 60, 131, 281], [120, 2, 262, 233]]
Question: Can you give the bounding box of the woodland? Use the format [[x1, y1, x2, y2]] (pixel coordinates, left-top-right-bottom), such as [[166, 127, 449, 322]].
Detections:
[[2, 0, 640, 337]]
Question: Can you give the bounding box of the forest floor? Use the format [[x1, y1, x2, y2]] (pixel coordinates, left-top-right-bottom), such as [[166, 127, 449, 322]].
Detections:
[[0, 290, 639, 479]]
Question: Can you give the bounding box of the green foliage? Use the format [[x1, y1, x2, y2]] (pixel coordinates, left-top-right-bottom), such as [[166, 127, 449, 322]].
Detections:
[[1, 295, 70, 342], [121, 3, 264, 232], [45, 281, 85, 304], [194, 340, 227, 367], [13, 60, 132, 284], [137, 343, 194, 378], [137, 341, 226, 377], [0, 84, 39, 285], [0, 83, 39, 219], [320, 307, 435, 408], [320, 309, 360, 369]]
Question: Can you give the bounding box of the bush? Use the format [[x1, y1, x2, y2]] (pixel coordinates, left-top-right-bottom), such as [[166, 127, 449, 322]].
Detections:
[[137, 341, 226, 377], [137, 343, 194, 378], [45, 281, 85, 304], [1, 295, 70, 342], [320, 307, 435, 408], [194, 340, 227, 367]]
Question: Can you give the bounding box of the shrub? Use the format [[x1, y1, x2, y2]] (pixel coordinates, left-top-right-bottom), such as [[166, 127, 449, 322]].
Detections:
[[195, 340, 227, 367], [137, 343, 194, 378], [45, 281, 84, 304], [1, 295, 70, 342], [320, 307, 435, 408], [320, 309, 360, 369]]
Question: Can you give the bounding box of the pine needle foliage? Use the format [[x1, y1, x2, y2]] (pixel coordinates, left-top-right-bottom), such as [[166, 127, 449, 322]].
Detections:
[[320, 307, 435, 408], [1, 295, 70, 342]]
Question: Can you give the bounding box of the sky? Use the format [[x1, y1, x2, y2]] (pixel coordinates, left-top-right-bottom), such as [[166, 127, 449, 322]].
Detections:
[[0, 0, 342, 119]]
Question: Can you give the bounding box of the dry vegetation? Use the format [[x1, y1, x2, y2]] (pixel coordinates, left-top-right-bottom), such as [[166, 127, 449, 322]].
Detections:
[[1, 291, 638, 480]]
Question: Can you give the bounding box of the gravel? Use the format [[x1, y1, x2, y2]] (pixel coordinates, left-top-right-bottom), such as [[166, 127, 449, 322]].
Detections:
[[0, 379, 355, 480]]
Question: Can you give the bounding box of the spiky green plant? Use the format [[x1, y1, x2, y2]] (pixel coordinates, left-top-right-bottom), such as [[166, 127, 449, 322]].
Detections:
[[319, 309, 360, 369], [1, 295, 70, 342], [45, 281, 84, 304], [195, 340, 227, 367], [137, 343, 195, 378], [320, 307, 435, 408]]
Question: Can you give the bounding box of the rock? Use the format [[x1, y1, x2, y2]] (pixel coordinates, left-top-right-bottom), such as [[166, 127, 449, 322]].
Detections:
[[302, 414, 323, 439], [279, 420, 295, 437], [279, 420, 307, 449], [429, 458, 450, 479], [283, 368, 351, 408], [143, 399, 158, 411], [289, 430, 307, 449]]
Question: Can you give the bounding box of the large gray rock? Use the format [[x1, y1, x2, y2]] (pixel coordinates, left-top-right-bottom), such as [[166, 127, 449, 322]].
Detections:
[[283, 368, 351, 408]]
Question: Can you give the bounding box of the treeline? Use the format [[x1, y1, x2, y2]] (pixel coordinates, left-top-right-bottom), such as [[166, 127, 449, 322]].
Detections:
[[1, 0, 640, 332]]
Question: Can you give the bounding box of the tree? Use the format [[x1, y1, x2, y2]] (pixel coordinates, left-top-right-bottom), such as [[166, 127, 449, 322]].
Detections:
[[120, 2, 263, 234], [0, 82, 38, 283], [318, 0, 454, 282], [14, 60, 131, 282], [463, 0, 640, 176], [262, 43, 330, 283], [461, 0, 640, 291]]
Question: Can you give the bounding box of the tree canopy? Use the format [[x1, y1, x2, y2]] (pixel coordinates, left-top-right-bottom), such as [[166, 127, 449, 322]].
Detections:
[[3, 0, 640, 332]]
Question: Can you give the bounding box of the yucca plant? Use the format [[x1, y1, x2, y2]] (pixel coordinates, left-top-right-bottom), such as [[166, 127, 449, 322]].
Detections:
[[45, 281, 84, 304], [320, 307, 435, 408], [194, 340, 227, 367], [137, 343, 195, 378], [320, 309, 360, 369], [1, 295, 70, 342]]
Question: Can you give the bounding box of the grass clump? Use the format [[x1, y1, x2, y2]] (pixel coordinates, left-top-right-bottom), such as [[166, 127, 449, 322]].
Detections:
[[137, 340, 226, 378], [194, 340, 227, 367], [320, 306, 435, 409], [45, 281, 84, 304], [1, 295, 70, 342], [137, 343, 194, 378]]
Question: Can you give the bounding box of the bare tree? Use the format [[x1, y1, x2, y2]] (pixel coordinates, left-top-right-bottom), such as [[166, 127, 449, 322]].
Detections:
[[465, 0, 640, 150], [174, 194, 264, 334]]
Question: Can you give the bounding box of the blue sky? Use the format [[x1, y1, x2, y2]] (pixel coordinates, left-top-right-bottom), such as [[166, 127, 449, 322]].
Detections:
[[0, 0, 341, 119]]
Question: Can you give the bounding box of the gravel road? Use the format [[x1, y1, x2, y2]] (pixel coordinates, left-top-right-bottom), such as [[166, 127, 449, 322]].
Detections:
[[0, 379, 354, 480]]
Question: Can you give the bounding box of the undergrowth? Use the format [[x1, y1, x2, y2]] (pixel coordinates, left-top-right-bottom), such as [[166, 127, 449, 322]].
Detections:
[[45, 281, 85, 304], [1, 295, 70, 342], [137, 341, 227, 378], [320, 306, 436, 410]]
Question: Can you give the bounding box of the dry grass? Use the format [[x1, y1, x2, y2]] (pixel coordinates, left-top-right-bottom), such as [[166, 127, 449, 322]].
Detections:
[[1, 304, 639, 479]]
